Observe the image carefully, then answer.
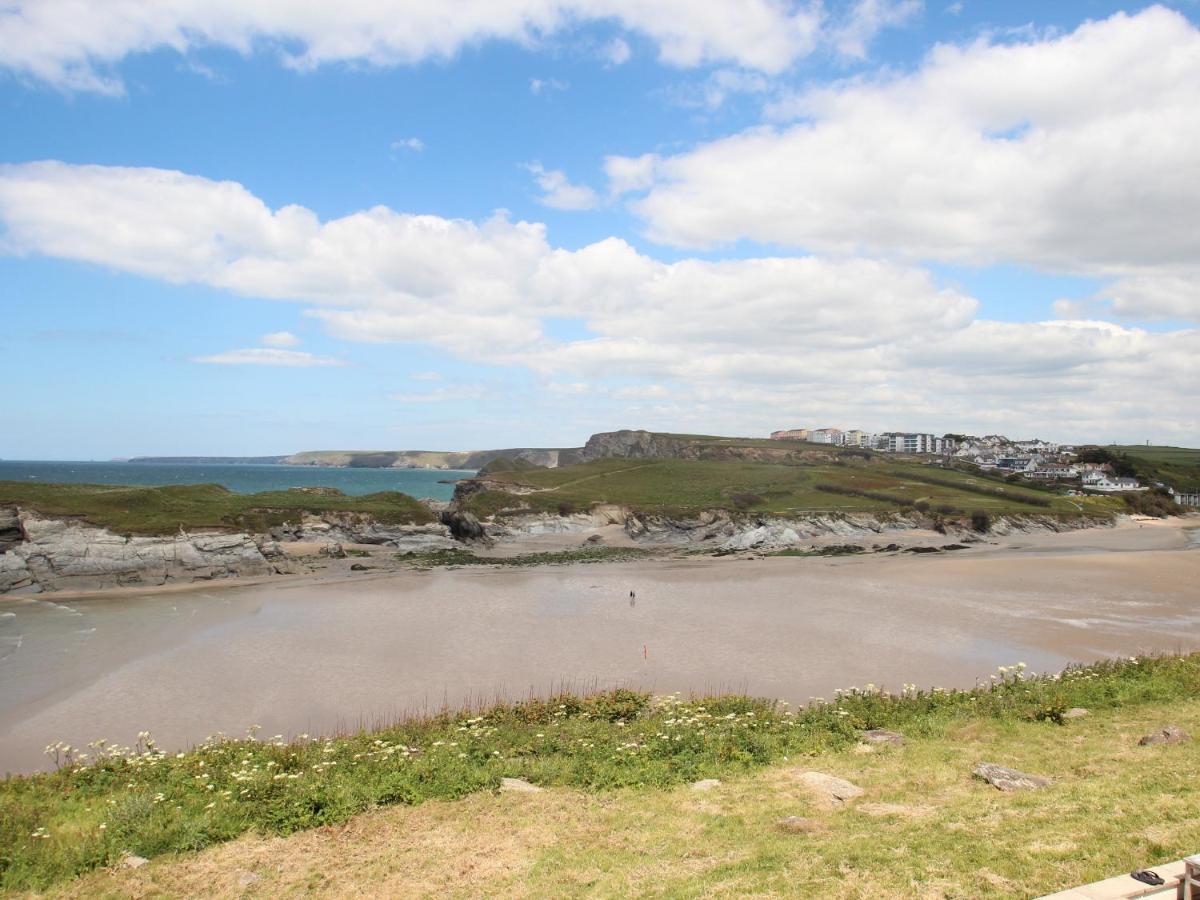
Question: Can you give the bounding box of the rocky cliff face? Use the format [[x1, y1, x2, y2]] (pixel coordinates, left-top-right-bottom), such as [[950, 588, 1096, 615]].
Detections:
[[0, 511, 274, 594], [267, 512, 456, 552]]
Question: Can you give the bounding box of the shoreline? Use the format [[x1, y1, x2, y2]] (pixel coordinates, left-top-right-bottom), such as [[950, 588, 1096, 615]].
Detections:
[[9, 513, 1194, 605]]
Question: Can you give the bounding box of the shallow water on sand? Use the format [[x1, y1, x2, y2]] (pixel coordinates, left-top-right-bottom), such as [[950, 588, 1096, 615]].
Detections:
[[2, 547, 1198, 773]]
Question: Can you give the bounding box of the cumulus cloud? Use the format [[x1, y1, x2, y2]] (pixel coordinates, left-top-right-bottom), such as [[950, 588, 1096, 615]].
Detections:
[[0, 160, 1195, 443], [524, 162, 598, 210], [0, 0, 826, 93], [192, 348, 345, 367], [261, 330, 300, 347], [626, 6, 1200, 321], [602, 37, 631, 66], [390, 137, 424, 152]]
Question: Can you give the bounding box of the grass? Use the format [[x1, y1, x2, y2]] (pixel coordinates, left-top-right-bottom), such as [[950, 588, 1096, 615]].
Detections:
[[1103, 445, 1200, 492], [470, 458, 1122, 521], [3, 654, 1198, 894], [398, 547, 657, 568], [0, 481, 435, 536]]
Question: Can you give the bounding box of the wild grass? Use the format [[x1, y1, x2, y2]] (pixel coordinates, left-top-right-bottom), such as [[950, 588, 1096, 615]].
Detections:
[[3, 653, 1197, 892], [475, 458, 1119, 521], [0, 481, 434, 535]]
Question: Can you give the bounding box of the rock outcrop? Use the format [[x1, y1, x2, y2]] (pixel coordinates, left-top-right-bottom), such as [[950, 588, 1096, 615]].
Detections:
[[267, 512, 455, 552], [0, 505, 23, 554], [972, 763, 1052, 791], [0, 511, 273, 594]]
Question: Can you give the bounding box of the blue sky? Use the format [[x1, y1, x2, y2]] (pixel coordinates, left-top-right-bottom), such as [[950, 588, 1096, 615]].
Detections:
[[1, 1, 1198, 457]]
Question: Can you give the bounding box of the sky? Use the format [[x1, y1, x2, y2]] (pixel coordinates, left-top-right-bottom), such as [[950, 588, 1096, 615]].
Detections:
[[0, 1, 1197, 458]]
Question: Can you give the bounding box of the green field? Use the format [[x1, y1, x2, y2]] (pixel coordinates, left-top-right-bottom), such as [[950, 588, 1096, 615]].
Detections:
[[1104, 445, 1200, 492], [0, 482, 434, 535], [470, 457, 1121, 520]]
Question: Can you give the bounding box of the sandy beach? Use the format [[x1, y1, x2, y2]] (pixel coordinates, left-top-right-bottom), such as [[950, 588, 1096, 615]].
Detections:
[[1, 516, 1196, 774]]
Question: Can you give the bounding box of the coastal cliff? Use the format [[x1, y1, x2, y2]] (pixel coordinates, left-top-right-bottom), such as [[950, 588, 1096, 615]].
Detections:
[[0, 508, 273, 594]]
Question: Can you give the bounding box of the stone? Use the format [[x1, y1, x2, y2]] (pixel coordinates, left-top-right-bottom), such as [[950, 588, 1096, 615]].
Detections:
[[972, 762, 1052, 792], [121, 854, 149, 869], [1138, 725, 1190, 746], [862, 729, 905, 747], [776, 816, 825, 834], [584, 534, 604, 545], [236, 871, 261, 888], [690, 778, 722, 791], [1062, 707, 1090, 720], [793, 771, 864, 804], [319, 542, 347, 559], [499, 777, 542, 793]]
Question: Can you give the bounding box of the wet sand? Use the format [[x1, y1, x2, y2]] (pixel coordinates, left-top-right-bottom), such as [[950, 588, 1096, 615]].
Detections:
[[1, 518, 1197, 774]]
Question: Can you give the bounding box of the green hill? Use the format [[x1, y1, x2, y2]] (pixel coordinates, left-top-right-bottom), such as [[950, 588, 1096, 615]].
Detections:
[[463, 456, 1122, 520], [0, 481, 434, 535]]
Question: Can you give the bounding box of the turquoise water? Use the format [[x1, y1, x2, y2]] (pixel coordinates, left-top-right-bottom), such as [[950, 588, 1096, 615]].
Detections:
[[0, 461, 473, 501]]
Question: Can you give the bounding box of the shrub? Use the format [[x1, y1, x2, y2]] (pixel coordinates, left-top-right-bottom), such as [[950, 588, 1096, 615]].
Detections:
[[970, 510, 991, 532], [729, 492, 765, 510]]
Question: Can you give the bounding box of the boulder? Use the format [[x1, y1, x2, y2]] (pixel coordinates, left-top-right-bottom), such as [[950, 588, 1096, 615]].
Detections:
[[793, 771, 864, 804], [862, 729, 905, 747], [0, 505, 23, 553], [1062, 708, 1090, 720], [972, 763, 1052, 791], [319, 543, 347, 559], [121, 854, 149, 869], [498, 777, 542, 793], [690, 779, 721, 792], [1138, 725, 1190, 746], [440, 509, 491, 544]]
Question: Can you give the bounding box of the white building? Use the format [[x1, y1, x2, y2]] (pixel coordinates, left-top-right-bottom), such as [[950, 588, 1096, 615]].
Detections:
[[810, 428, 844, 445], [1082, 471, 1145, 492], [880, 432, 944, 454]]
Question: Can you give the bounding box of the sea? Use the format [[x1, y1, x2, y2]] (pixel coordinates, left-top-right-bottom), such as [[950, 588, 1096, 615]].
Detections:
[[0, 460, 474, 502]]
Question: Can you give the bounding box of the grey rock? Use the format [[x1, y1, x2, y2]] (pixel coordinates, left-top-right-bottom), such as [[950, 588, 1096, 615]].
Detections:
[[0, 505, 23, 553], [862, 729, 905, 747], [121, 854, 149, 869], [972, 762, 1052, 791], [319, 542, 347, 559], [690, 779, 722, 791], [1138, 725, 1190, 746], [793, 771, 864, 804], [2, 511, 273, 594], [1062, 707, 1090, 720], [440, 509, 491, 544], [499, 777, 542, 793], [236, 871, 261, 888]]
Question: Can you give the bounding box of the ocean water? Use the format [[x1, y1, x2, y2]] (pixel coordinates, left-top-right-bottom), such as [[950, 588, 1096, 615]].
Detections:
[[0, 460, 474, 501]]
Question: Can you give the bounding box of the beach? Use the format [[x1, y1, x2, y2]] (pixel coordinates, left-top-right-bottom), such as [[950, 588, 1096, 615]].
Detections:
[[1, 517, 1196, 774]]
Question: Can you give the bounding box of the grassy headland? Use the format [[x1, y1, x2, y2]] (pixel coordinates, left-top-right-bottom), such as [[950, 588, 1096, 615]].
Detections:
[[463, 457, 1123, 521], [2, 654, 1198, 894], [0, 482, 434, 536]]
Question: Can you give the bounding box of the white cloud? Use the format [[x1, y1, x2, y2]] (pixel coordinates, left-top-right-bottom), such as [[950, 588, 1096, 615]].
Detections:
[[192, 348, 344, 367], [604, 153, 659, 197], [524, 161, 598, 210], [410, 371, 443, 381], [602, 37, 631, 65], [832, 0, 923, 60], [261, 330, 300, 347], [0, 0, 826, 93], [390, 137, 424, 152], [529, 77, 567, 95], [0, 160, 1196, 443], [629, 6, 1200, 322]]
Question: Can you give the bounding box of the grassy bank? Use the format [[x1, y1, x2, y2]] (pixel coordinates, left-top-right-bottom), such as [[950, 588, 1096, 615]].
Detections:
[[3, 654, 1198, 893], [467, 457, 1122, 520], [0, 482, 434, 535]]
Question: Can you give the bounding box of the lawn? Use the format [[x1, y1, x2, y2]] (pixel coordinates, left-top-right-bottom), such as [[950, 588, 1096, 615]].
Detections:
[[0, 481, 434, 535]]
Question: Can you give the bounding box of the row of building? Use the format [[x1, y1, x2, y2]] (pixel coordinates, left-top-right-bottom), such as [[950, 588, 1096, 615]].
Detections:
[[769, 428, 948, 454]]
